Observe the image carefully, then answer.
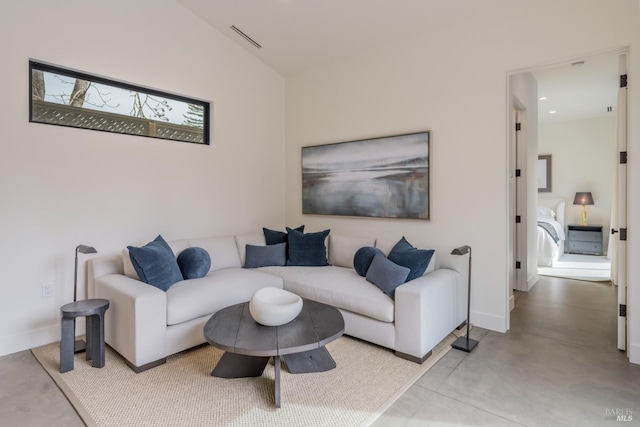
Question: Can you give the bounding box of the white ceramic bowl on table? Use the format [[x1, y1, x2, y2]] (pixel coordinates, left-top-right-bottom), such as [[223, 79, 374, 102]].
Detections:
[[249, 288, 303, 326]]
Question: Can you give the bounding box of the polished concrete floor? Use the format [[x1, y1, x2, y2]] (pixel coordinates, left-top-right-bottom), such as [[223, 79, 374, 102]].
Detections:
[[1, 276, 639, 426], [373, 276, 640, 426]]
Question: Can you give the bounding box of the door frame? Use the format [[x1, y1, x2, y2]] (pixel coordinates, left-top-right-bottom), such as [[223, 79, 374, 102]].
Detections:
[[506, 47, 629, 330], [616, 51, 629, 352]]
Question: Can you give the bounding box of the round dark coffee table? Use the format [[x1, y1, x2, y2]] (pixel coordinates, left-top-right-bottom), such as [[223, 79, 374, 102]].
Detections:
[[204, 298, 344, 408]]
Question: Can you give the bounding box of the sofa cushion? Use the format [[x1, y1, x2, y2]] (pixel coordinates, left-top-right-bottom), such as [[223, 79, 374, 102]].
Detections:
[[187, 236, 241, 272], [235, 233, 266, 267], [122, 248, 140, 280], [127, 235, 183, 291], [329, 234, 376, 268], [366, 253, 410, 299], [286, 228, 330, 266], [353, 246, 384, 277], [165, 269, 283, 326], [386, 237, 435, 280], [176, 247, 211, 279], [166, 239, 190, 256], [260, 265, 395, 323], [245, 243, 286, 268]]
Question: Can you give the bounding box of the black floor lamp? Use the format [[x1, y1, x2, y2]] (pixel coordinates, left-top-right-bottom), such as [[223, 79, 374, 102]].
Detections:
[[451, 245, 478, 352], [73, 244, 97, 352]]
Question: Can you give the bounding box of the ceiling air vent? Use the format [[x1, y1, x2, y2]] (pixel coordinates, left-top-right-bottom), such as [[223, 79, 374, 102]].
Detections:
[[230, 25, 262, 49]]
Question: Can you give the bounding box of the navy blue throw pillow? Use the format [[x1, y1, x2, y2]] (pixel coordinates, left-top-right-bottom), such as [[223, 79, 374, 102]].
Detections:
[[244, 243, 287, 268], [366, 253, 410, 300], [353, 246, 384, 277], [387, 237, 435, 282], [286, 227, 330, 266], [177, 247, 211, 279], [127, 235, 183, 291], [263, 225, 305, 245]]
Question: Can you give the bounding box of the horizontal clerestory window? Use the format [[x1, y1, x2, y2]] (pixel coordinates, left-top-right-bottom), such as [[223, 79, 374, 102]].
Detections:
[[29, 60, 211, 145]]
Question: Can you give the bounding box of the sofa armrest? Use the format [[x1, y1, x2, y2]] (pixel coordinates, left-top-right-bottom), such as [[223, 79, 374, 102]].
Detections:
[[435, 252, 466, 273], [435, 252, 469, 326], [394, 269, 458, 361], [87, 254, 124, 299], [95, 274, 167, 368]]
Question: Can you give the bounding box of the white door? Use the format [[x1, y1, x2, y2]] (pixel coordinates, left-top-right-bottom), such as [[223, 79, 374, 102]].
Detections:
[[615, 52, 628, 351]]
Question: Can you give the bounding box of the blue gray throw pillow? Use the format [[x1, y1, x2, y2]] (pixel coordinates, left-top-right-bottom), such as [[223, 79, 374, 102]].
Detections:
[[366, 253, 410, 300], [177, 247, 211, 279], [127, 235, 183, 291], [245, 243, 287, 268], [353, 246, 384, 277], [263, 225, 305, 245], [286, 227, 330, 266], [388, 237, 435, 282]]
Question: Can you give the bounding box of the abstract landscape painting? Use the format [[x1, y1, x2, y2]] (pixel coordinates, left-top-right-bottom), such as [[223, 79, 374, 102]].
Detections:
[[302, 131, 429, 219]]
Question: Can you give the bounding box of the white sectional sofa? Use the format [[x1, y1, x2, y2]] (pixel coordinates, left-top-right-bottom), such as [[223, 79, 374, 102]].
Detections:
[[88, 232, 468, 372]]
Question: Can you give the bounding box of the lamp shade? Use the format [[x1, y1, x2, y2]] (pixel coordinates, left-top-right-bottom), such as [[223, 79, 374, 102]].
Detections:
[[573, 192, 594, 206], [451, 245, 470, 256], [77, 244, 97, 255]]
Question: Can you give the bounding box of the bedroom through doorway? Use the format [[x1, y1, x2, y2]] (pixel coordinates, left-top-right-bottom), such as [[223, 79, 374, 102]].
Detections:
[[509, 47, 629, 353], [533, 51, 619, 285]]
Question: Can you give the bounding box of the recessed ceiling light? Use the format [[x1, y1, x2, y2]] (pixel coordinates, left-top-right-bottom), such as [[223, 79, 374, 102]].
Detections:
[[549, 111, 557, 114], [539, 97, 547, 101]]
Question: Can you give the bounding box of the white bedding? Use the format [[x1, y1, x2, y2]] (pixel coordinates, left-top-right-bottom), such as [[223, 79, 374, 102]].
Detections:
[[537, 199, 566, 267], [537, 217, 565, 267]]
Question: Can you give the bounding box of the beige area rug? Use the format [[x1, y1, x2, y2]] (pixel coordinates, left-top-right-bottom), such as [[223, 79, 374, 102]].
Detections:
[[32, 333, 455, 427]]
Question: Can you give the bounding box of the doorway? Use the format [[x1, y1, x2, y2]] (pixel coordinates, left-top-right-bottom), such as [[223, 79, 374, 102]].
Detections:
[[507, 48, 627, 350]]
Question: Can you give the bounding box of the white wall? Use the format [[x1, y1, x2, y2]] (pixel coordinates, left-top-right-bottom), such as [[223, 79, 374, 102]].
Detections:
[[0, 0, 286, 355], [285, 0, 640, 363], [539, 116, 617, 250]]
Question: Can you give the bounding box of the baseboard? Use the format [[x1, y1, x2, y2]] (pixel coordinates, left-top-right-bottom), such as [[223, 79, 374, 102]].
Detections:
[[0, 324, 60, 357], [527, 272, 539, 291], [509, 294, 515, 312], [471, 310, 506, 333]]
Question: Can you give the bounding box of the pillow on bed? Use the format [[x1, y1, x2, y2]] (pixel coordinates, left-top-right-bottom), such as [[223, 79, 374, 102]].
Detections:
[[538, 207, 556, 218], [538, 215, 556, 224]]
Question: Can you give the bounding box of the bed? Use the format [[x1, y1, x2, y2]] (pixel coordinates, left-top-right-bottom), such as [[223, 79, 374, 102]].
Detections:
[[537, 198, 566, 267]]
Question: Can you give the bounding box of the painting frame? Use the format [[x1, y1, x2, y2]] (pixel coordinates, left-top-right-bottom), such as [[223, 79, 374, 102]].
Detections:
[[302, 131, 430, 220], [29, 59, 211, 145], [538, 154, 552, 192]]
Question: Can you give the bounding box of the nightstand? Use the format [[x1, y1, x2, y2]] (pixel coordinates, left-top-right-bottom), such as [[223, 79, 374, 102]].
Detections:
[[567, 224, 603, 255]]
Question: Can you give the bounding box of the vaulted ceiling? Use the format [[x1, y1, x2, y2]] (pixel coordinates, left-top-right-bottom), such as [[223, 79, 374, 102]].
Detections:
[[177, 0, 505, 77], [178, 0, 621, 123]]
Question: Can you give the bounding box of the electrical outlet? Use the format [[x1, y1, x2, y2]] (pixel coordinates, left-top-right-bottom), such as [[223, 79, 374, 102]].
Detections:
[[42, 283, 53, 298]]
